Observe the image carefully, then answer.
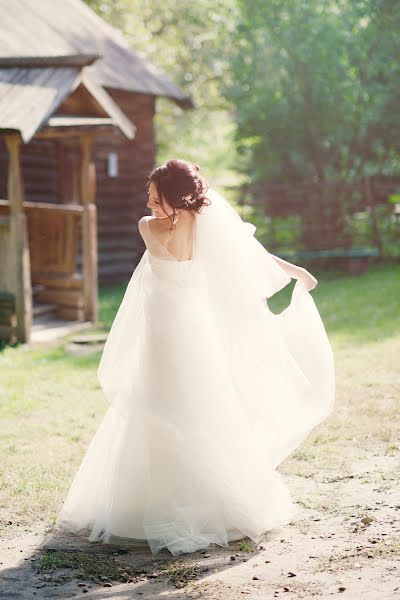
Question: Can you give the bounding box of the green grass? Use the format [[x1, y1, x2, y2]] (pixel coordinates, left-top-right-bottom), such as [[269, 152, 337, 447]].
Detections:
[[267, 262, 400, 346], [238, 540, 258, 553], [93, 282, 129, 332], [0, 263, 399, 537]]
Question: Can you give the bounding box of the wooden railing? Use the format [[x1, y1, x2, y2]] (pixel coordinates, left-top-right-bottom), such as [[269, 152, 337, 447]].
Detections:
[[0, 200, 85, 321], [0, 215, 16, 341], [0, 209, 29, 341], [0, 214, 12, 289], [0, 200, 83, 276]]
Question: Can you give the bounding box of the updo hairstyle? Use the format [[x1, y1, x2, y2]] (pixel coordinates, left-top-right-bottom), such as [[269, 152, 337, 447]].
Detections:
[[147, 159, 211, 231]]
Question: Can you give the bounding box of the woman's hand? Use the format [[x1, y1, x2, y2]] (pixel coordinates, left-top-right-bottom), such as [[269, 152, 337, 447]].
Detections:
[[298, 267, 318, 291], [270, 254, 318, 291]]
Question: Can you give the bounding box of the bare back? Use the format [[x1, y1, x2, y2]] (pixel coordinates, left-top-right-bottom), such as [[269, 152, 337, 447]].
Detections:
[[139, 213, 195, 262]]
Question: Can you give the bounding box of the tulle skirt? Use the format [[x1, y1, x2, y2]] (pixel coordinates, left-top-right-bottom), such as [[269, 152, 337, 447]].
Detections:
[[56, 252, 334, 555]]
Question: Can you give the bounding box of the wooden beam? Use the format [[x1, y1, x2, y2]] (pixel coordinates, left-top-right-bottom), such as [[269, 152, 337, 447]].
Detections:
[[0, 199, 83, 214], [5, 135, 24, 214], [5, 134, 32, 342], [34, 288, 84, 309], [80, 134, 98, 322], [36, 125, 117, 140], [0, 54, 100, 68]]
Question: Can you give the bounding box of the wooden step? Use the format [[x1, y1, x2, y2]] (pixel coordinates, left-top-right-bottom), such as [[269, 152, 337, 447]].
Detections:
[[57, 306, 85, 321], [33, 303, 57, 317], [71, 333, 108, 345], [31, 284, 46, 297], [34, 288, 84, 309], [32, 274, 83, 290]]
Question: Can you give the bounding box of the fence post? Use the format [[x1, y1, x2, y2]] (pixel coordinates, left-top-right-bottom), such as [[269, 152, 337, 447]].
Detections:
[[364, 176, 383, 258]]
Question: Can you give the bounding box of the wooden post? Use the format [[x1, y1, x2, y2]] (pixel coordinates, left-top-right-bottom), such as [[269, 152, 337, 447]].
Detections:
[[80, 134, 98, 322], [364, 176, 383, 258], [5, 134, 32, 343]]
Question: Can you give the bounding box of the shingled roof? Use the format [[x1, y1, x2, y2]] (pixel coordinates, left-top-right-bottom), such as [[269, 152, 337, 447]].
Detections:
[[0, 0, 192, 109], [0, 55, 136, 142]]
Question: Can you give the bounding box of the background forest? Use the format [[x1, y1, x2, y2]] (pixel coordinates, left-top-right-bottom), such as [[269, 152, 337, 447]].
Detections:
[[85, 0, 400, 257]]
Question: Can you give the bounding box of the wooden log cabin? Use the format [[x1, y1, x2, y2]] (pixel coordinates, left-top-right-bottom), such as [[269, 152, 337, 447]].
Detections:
[[0, 0, 192, 343]]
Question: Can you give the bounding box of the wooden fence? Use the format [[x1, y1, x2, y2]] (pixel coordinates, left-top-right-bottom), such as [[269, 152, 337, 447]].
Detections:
[[239, 177, 400, 257]]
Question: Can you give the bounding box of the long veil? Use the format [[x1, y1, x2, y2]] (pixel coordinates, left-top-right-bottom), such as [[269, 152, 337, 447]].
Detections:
[[97, 187, 335, 469]]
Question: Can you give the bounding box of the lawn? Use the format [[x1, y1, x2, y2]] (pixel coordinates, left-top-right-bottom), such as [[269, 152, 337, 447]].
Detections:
[[0, 262, 399, 539]]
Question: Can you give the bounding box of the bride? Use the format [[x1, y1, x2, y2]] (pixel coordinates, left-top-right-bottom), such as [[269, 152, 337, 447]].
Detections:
[[56, 159, 335, 556]]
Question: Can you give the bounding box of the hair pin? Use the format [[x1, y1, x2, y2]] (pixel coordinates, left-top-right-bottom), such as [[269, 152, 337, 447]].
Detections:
[[182, 194, 196, 206]]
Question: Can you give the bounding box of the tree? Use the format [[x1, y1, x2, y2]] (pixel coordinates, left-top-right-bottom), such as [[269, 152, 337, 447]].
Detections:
[[225, 0, 400, 248], [84, 0, 239, 185]]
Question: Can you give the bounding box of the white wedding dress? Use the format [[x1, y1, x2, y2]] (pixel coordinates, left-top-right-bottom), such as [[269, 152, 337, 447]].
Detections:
[[56, 188, 335, 556]]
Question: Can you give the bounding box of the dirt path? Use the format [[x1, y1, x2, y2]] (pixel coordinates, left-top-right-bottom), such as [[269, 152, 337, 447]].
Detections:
[[1, 452, 399, 600]]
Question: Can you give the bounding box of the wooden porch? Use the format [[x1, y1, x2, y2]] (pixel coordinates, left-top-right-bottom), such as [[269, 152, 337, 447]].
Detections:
[[0, 133, 98, 343], [0, 55, 135, 343]]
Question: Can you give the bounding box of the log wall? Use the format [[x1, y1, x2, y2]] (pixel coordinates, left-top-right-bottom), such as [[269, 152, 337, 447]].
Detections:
[[0, 138, 59, 204], [0, 90, 155, 286], [94, 90, 154, 283]]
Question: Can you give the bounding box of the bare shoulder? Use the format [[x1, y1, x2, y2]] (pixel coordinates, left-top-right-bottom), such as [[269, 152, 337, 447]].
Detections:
[[138, 216, 151, 239], [138, 215, 153, 229], [146, 216, 168, 236], [138, 215, 165, 242], [138, 215, 153, 224]]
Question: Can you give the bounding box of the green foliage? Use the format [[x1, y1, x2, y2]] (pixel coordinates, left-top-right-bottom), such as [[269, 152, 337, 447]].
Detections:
[[83, 0, 400, 251], [225, 0, 400, 184], [347, 207, 400, 257], [83, 0, 240, 186]]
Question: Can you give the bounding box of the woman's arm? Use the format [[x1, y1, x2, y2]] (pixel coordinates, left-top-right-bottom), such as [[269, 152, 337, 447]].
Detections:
[[270, 254, 318, 291]]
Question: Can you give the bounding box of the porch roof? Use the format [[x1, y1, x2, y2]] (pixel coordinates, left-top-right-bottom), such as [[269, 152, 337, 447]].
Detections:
[[0, 0, 192, 109], [0, 56, 136, 142]]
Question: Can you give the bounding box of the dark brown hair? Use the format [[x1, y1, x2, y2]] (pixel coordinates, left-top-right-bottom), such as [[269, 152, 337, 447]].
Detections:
[[147, 159, 211, 231]]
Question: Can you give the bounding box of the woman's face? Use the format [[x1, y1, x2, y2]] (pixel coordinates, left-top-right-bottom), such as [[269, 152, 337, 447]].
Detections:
[[147, 181, 172, 219]]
